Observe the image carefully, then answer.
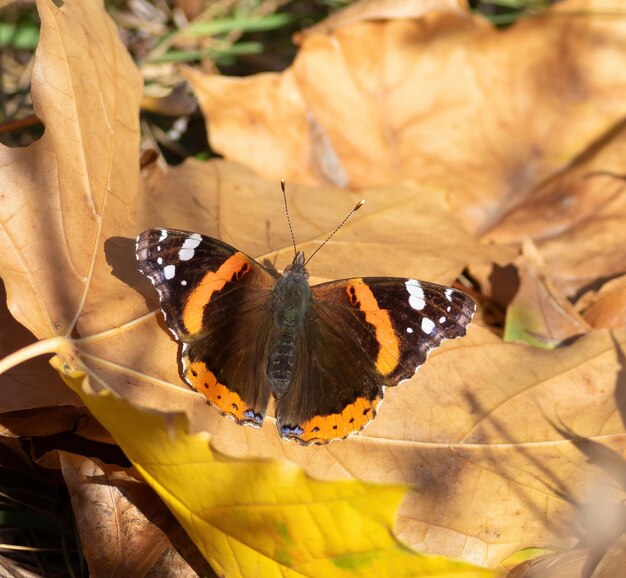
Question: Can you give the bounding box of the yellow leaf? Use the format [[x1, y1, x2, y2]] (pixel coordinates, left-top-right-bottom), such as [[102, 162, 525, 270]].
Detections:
[[50, 353, 493, 578]]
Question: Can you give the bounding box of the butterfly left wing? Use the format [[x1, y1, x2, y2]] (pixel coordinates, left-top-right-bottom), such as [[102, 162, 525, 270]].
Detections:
[[136, 228, 276, 426], [275, 277, 475, 445]]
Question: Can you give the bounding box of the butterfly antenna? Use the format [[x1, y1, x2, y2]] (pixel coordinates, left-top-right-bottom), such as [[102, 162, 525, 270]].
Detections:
[[305, 199, 365, 266], [281, 179, 298, 257]]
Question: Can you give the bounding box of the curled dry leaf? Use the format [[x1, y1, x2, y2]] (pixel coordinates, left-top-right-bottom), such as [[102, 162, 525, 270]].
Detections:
[[503, 239, 590, 348], [577, 275, 626, 329]]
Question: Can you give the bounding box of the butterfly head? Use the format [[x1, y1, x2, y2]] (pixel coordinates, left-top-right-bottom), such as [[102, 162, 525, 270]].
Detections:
[[283, 250, 309, 280]]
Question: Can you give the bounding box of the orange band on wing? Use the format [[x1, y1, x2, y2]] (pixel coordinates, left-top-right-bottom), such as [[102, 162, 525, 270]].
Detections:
[[347, 282, 399, 375], [283, 396, 382, 445], [182, 252, 251, 335], [184, 359, 260, 425]]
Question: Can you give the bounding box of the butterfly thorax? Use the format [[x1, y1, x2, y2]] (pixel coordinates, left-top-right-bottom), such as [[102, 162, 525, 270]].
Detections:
[[266, 251, 311, 397]]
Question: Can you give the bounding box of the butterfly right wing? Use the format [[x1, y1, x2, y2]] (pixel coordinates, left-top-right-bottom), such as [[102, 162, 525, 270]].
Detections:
[[136, 228, 276, 426], [275, 277, 475, 444]]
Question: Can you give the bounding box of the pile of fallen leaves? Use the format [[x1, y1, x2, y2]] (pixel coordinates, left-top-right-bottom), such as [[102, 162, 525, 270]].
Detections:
[[1, 0, 626, 576]]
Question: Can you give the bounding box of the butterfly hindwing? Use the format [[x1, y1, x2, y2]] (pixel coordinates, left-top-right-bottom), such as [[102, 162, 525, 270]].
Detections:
[[136, 228, 276, 426], [275, 277, 475, 444], [274, 303, 384, 445]]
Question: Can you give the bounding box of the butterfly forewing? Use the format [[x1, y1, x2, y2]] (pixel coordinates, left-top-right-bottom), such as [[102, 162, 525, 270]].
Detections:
[[360, 277, 475, 384]]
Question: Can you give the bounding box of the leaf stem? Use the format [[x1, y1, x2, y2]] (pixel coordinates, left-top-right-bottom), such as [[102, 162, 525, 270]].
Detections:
[[0, 336, 75, 376]]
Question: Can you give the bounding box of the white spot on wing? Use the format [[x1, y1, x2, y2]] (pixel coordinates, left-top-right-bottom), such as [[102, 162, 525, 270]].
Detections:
[[406, 327, 413, 334], [421, 317, 435, 334], [406, 279, 426, 310], [157, 257, 163, 265], [164, 265, 176, 280], [181, 280, 187, 286], [179, 233, 202, 261], [439, 316, 445, 323], [445, 288, 454, 302], [158, 229, 168, 242]]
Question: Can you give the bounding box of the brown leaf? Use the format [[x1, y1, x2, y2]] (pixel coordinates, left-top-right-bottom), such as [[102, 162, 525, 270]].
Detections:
[[504, 239, 591, 347], [186, 0, 626, 233], [0, 0, 144, 419], [59, 452, 213, 577], [0, 0, 143, 340], [482, 124, 626, 296], [578, 275, 626, 329], [297, 0, 470, 38]]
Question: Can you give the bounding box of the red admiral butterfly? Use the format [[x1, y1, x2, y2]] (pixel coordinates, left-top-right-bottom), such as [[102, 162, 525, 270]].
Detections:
[[136, 193, 475, 445]]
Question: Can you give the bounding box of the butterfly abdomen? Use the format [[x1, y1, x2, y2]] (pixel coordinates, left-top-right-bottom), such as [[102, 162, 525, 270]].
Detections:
[[266, 261, 311, 396], [266, 327, 298, 396]]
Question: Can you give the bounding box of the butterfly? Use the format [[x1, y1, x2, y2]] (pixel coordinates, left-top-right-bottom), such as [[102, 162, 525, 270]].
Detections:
[[136, 205, 475, 445]]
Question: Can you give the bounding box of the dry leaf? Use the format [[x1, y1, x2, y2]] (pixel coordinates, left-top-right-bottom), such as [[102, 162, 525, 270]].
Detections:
[[297, 0, 470, 38], [186, 0, 626, 233], [504, 239, 590, 348], [0, 0, 143, 340], [482, 126, 626, 297], [59, 452, 212, 578], [577, 274, 626, 329]]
